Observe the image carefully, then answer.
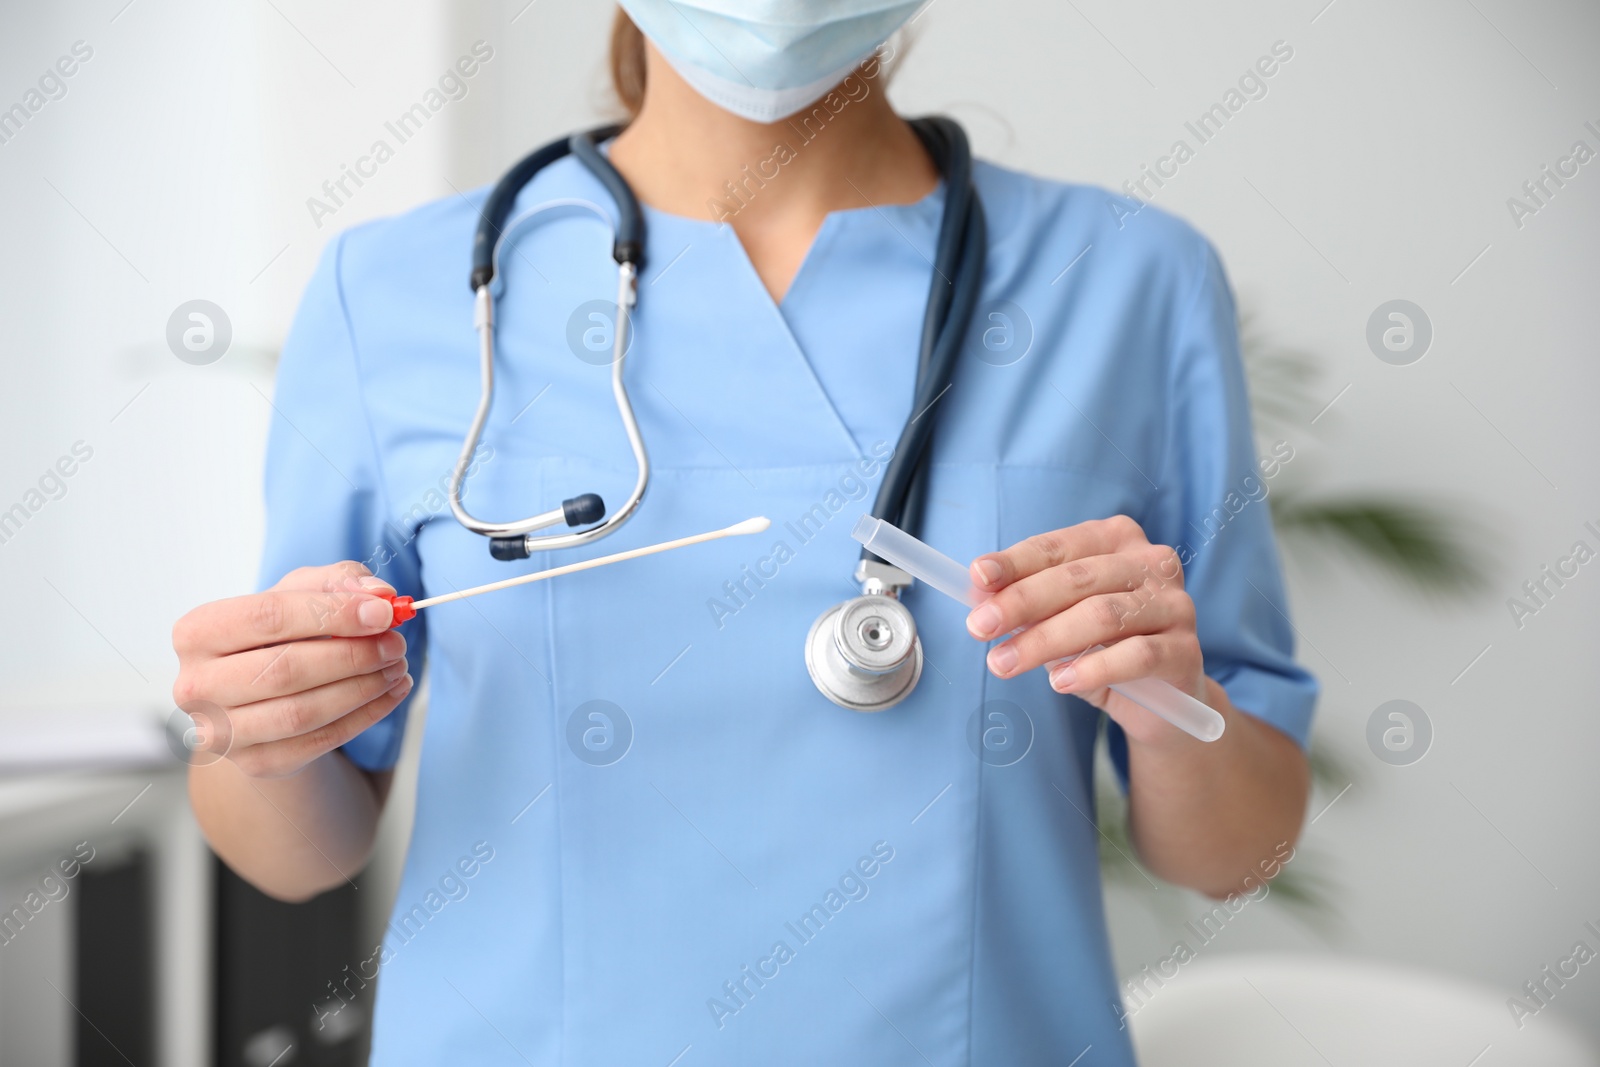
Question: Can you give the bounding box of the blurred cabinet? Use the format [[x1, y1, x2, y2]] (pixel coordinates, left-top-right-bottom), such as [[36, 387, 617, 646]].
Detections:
[[0, 769, 373, 1067], [76, 853, 155, 1066], [0, 770, 204, 1067], [213, 860, 367, 1067]]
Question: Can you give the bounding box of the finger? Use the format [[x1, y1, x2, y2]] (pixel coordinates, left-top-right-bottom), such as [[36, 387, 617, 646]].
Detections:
[[188, 630, 408, 707], [272, 561, 380, 594], [228, 662, 411, 748], [229, 674, 413, 780], [966, 544, 1182, 640], [984, 589, 1194, 678], [1045, 633, 1199, 695], [173, 585, 397, 660], [970, 515, 1146, 593], [270, 562, 397, 634]]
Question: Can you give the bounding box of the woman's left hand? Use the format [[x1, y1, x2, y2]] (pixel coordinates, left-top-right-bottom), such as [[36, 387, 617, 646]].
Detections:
[[965, 515, 1212, 746]]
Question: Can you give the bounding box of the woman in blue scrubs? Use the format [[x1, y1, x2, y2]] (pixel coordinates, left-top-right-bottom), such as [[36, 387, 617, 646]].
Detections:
[[174, 5, 1316, 1064]]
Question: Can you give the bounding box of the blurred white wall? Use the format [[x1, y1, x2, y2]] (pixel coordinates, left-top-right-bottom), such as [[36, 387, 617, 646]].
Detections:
[[2, 0, 1596, 1051]]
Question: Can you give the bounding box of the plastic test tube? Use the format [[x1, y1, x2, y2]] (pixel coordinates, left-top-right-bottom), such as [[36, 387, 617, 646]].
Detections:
[[852, 514, 1226, 743]]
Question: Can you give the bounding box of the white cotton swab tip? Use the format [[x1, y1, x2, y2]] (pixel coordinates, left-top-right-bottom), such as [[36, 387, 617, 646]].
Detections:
[[724, 516, 772, 535]]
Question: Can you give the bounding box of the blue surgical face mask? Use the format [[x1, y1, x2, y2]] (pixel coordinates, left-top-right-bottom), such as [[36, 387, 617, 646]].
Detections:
[[618, 0, 921, 123]]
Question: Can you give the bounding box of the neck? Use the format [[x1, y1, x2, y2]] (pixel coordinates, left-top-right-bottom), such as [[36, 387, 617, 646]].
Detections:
[[608, 43, 937, 301]]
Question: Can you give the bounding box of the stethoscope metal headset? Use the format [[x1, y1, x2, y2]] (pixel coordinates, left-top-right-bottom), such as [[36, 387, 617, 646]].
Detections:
[[451, 117, 986, 712]]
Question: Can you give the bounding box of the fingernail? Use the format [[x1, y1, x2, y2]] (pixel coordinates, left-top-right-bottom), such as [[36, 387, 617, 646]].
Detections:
[[1050, 665, 1079, 692], [390, 673, 414, 696], [357, 597, 393, 629], [377, 632, 406, 661], [382, 659, 408, 682], [967, 603, 1003, 639], [974, 559, 1003, 587], [358, 576, 392, 593], [987, 644, 1018, 676]]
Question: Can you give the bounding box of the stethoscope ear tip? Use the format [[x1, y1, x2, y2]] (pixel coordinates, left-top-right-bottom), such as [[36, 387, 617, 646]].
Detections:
[[562, 493, 606, 526]]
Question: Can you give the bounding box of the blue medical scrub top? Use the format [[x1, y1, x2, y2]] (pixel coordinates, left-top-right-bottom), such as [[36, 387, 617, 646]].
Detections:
[[260, 149, 1317, 1066]]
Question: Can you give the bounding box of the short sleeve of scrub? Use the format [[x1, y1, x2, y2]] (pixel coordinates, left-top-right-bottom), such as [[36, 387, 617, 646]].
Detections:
[[256, 233, 427, 772], [1108, 235, 1318, 782]]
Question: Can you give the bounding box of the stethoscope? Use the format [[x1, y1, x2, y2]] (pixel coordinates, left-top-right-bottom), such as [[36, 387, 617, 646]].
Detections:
[[450, 117, 986, 712]]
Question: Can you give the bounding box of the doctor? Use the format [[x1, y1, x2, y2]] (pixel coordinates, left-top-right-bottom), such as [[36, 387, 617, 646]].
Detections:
[[174, 4, 1315, 1064]]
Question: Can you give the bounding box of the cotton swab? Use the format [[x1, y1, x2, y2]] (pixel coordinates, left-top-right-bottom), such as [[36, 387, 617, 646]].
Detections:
[[377, 516, 772, 626]]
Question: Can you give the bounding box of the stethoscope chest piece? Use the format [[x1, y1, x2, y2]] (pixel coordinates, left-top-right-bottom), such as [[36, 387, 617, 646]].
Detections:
[[805, 563, 922, 712]]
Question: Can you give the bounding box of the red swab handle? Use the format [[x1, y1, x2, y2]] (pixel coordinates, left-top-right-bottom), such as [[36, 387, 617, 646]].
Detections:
[[381, 594, 416, 628]]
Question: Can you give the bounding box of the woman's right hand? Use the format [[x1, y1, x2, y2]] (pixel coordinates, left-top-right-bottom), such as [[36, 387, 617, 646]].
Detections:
[[171, 561, 413, 779]]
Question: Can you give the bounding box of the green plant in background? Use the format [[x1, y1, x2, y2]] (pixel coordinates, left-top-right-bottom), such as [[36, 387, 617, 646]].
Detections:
[[1094, 310, 1491, 926], [1243, 309, 1491, 600]]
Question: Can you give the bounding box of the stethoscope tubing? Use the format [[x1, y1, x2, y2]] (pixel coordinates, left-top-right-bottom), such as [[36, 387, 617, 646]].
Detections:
[[449, 118, 984, 567], [449, 129, 651, 555]]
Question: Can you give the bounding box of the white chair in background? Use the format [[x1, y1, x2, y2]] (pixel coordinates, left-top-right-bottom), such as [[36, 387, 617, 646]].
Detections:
[[1128, 953, 1598, 1067]]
